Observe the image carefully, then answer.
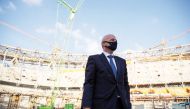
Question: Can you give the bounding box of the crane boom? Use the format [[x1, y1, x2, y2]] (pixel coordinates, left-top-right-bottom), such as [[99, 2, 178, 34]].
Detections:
[[150, 29, 190, 50]]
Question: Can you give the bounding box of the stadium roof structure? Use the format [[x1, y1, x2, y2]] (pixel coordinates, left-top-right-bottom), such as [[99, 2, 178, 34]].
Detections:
[[1, 44, 190, 64]]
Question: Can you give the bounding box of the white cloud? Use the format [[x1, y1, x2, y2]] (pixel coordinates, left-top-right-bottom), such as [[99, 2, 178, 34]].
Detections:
[[56, 22, 71, 35], [72, 29, 82, 39], [90, 28, 96, 35], [86, 40, 101, 53], [72, 28, 101, 53], [36, 27, 55, 35], [35, 22, 102, 53], [35, 22, 69, 35], [82, 23, 88, 27], [69, 25, 101, 53], [22, 0, 43, 6]]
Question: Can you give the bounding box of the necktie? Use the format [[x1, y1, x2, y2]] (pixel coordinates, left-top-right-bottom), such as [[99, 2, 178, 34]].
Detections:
[[107, 55, 117, 78]]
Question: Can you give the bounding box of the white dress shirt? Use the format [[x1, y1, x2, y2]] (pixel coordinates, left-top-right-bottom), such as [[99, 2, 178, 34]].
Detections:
[[103, 51, 117, 70]]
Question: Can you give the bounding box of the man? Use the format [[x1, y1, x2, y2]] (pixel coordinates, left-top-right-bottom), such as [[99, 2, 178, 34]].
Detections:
[[81, 34, 131, 109]]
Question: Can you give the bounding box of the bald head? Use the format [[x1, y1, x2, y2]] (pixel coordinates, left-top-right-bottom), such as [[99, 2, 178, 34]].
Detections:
[[101, 34, 117, 54], [101, 34, 117, 44]]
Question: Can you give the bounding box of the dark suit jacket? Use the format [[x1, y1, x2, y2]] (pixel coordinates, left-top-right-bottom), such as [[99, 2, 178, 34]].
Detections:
[[81, 53, 131, 109]]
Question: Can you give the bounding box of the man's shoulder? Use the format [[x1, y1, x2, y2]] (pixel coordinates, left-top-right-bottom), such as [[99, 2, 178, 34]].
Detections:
[[114, 55, 125, 62], [88, 54, 101, 59]]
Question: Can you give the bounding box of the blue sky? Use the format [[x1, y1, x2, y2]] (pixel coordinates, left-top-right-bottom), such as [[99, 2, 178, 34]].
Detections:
[[0, 0, 190, 54]]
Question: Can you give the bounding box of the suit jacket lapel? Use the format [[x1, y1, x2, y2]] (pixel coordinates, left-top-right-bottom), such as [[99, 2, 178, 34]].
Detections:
[[100, 53, 116, 80], [114, 56, 121, 81]]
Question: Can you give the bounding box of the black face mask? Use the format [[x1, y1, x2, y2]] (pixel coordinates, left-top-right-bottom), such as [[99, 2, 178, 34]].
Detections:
[[105, 41, 117, 51]]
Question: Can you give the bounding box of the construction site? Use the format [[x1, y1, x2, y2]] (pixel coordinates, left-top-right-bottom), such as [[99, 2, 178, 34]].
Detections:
[[0, 0, 190, 109], [0, 43, 190, 109]]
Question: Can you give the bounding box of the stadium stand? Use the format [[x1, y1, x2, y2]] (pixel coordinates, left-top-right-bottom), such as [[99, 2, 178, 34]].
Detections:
[[0, 44, 190, 109]]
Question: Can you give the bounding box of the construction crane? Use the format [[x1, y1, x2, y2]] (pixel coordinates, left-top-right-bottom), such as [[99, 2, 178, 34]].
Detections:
[[48, 0, 85, 108], [58, 0, 85, 21], [150, 29, 190, 50], [56, 0, 85, 52]]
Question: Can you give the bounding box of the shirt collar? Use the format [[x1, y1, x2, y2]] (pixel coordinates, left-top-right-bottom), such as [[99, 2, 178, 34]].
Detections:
[[103, 51, 114, 57]]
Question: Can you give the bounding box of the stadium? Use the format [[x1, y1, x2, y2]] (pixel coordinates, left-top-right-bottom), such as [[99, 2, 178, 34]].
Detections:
[[0, 44, 190, 109], [0, 0, 190, 109]]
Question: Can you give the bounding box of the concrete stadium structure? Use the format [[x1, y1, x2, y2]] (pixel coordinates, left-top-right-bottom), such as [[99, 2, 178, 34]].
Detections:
[[0, 44, 190, 109]]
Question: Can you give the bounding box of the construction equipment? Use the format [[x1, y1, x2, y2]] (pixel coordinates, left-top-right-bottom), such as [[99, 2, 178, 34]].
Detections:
[[150, 29, 190, 50]]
